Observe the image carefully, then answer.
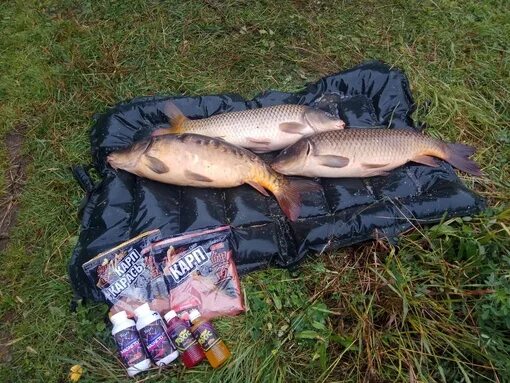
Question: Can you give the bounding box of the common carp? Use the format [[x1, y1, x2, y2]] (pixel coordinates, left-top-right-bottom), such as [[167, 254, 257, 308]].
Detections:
[[151, 102, 345, 153], [107, 134, 321, 221], [271, 129, 482, 177]]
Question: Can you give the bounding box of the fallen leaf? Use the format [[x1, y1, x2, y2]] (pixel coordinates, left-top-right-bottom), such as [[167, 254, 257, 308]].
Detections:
[[69, 364, 83, 382]]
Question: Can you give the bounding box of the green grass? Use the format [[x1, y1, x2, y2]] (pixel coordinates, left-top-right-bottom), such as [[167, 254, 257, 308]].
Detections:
[[1, 0, 509, 381]]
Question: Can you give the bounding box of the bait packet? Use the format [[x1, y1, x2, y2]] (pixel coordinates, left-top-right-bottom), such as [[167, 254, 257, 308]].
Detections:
[[148, 226, 245, 319], [82, 230, 163, 316]]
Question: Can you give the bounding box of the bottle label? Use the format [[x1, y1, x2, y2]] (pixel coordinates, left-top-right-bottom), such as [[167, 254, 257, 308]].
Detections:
[[192, 322, 220, 352], [167, 322, 197, 353], [114, 326, 148, 367], [138, 320, 176, 362]]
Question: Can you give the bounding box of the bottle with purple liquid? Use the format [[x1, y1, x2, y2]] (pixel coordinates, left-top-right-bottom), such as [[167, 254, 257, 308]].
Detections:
[[110, 311, 151, 377], [134, 303, 178, 366]]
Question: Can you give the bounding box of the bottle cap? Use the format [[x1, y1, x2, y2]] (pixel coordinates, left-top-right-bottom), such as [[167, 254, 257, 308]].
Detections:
[[163, 310, 177, 323], [110, 310, 128, 324], [134, 303, 151, 319], [188, 309, 201, 323]]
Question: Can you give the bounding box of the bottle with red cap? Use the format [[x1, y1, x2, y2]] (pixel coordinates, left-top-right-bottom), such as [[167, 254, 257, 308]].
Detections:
[[164, 310, 205, 368]]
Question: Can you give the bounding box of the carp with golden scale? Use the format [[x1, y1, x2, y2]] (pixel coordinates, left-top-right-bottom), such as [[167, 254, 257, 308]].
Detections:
[[271, 128, 482, 178], [107, 134, 321, 221]]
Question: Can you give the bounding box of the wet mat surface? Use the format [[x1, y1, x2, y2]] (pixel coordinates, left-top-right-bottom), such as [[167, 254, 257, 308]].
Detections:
[[70, 61, 485, 302]]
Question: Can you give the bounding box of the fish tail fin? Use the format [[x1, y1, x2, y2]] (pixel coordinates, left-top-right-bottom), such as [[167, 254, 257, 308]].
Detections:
[[444, 143, 482, 176], [164, 101, 188, 134], [273, 178, 322, 221]]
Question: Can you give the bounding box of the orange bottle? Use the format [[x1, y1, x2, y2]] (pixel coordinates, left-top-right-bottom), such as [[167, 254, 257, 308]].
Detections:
[[189, 309, 231, 368]]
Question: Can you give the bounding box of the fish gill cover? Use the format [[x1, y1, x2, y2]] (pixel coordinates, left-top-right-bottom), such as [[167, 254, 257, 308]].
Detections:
[[69, 61, 485, 302]]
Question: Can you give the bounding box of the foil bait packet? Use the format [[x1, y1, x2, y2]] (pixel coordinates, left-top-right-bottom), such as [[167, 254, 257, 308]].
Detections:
[[148, 226, 245, 319], [82, 230, 163, 315]]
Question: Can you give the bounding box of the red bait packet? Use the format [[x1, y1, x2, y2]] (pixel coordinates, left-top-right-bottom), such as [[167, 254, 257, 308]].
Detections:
[[147, 226, 245, 319]]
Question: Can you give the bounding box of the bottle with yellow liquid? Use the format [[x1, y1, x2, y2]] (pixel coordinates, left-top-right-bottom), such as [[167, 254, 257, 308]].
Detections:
[[189, 309, 231, 368]]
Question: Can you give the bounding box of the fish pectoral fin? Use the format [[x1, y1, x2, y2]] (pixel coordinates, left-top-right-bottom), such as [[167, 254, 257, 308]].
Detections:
[[361, 163, 390, 169], [247, 137, 271, 145], [317, 155, 350, 168], [247, 137, 271, 152], [246, 181, 270, 196], [412, 155, 440, 167], [279, 122, 307, 134], [151, 128, 172, 137], [360, 163, 391, 177], [184, 170, 214, 182], [367, 170, 390, 177], [146, 155, 169, 174]]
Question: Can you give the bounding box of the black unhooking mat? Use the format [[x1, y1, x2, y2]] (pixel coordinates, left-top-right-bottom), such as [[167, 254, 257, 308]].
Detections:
[[70, 61, 485, 302]]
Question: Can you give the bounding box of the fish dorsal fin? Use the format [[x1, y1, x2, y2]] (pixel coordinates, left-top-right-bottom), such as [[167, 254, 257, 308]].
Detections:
[[184, 170, 213, 182], [411, 155, 439, 167], [246, 181, 270, 196], [361, 163, 390, 169], [146, 155, 169, 174], [170, 115, 187, 134], [279, 122, 307, 134], [317, 155, 349, 168], [163, 101, 188, 134]]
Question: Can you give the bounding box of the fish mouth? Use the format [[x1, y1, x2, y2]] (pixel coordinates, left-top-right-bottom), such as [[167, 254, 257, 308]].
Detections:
[[271, 162, 295, 176], [270, 158, 286, 173], [106, 154, 119, 170], [270, 162, 282, 172], [270, 157, 280, 169]]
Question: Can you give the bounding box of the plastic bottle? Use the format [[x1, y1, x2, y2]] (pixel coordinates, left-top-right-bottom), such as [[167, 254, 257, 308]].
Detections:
[[164, 310, 205, 368], [189, 309, 231, 368], [110, 311, 151, 377], [134, 303, 179, 366]]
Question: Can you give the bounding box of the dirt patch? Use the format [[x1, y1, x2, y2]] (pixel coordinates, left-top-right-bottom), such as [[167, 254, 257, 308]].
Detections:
[[0, 310, 16, 364], [0, 123, 28, 252], [0, 124, 28, 365]]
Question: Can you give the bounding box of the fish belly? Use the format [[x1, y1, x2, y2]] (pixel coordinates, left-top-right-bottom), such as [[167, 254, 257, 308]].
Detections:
[[137, 145, 248, 188], [306, 151, 409, 178]]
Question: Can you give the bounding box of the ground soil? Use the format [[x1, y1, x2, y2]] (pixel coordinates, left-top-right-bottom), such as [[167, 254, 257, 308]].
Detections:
[[0, 124, 28, 252], [0, 123, 28, 364]]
